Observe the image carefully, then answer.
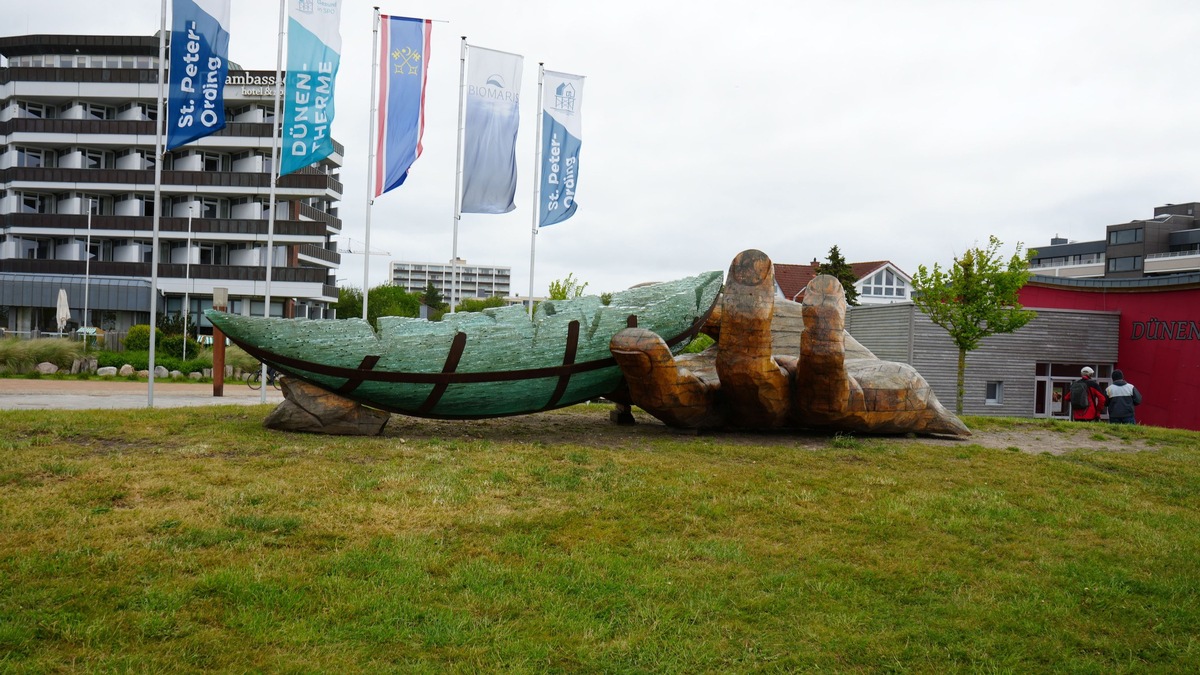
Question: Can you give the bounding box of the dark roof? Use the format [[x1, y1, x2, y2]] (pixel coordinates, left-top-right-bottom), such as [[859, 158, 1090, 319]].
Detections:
[[0, 34, 161, 58], [1027, 272, 1200, 292], [773, 260, 896, 301]]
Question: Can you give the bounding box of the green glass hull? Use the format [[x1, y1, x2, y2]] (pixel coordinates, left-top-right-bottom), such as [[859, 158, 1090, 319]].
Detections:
[[204, 271, 722, 418]]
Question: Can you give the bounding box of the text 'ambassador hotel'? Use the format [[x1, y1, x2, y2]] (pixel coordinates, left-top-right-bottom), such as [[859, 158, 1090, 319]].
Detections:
[[0, 32, 344, 337]]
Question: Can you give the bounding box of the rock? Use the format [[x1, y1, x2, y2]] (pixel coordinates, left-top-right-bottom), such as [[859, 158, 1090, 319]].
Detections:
[[70, 359, 82, 374], [203, 368, 212, 378], [137, 370, 150, 378], [119, 364, 135, 377], [154, 365, 169, 379], [264, 379, 390, 435], [188, 372, 203, 380], [169, 370, 183, 379], [97, 366, 118, 377], [35, 362, 59, 374]]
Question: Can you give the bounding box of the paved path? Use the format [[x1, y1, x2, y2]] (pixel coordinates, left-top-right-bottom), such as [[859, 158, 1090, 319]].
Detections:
[[0, 378, 284, 411]]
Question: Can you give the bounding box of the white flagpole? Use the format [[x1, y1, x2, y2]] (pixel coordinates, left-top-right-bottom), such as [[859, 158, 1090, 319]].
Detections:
[[450, 36, 467, 314], [83, 198, 93, 334], [263, 0, 287, 403], [148, 0, 168, 407], [527, 63, 544, 317], [362, 7, 381, 321], [183, 204, 192, 360]]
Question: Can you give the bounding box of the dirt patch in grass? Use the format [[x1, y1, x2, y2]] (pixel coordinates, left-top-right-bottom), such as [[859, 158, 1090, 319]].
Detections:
[[378, 405, 1150, 455]]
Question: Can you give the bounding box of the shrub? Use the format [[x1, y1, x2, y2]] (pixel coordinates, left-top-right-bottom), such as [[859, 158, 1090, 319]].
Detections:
[[160, 335, 202, 359], [0, 337, 82, 373], [124, 325, 163, 351]]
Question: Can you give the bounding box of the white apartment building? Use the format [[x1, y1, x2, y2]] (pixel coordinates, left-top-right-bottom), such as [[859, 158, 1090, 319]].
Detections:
[[0, 33, 343, 337], [391, 259, 512, 301]]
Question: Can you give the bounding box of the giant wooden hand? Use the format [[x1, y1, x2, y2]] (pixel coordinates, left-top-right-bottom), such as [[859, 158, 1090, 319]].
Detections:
[[609, 249, 970, 436]]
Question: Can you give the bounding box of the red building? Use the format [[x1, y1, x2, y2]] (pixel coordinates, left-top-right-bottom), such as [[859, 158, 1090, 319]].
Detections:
[[1020, 274, 1200, 431]]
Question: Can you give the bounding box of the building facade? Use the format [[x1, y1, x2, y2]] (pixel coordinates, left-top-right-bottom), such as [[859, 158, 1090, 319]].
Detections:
[[1029, 202, 1200, 280], [391, 259, 512, 300], [845, 302, 1121, 420], [0, 33, 343, 338]]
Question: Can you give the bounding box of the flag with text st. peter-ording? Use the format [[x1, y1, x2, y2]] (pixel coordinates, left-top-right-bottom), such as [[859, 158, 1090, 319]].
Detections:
[[281, 0, 342, 176], [461, 45, 523, 214], [375, 16, 432, 197], [167, 0, 231, 150], [539, 71, 584, 227]]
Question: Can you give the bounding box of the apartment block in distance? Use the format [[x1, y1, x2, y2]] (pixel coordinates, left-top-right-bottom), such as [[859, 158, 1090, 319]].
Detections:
[[0, 33, 344, 337], [391, 259, 512, 301]]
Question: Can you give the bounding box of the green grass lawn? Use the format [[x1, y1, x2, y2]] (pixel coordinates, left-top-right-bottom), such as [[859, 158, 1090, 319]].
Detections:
[[1, 407, 1198, 672]]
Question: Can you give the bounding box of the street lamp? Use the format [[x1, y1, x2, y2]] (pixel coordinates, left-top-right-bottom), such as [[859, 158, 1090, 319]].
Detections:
[[183, 203, 193, 360], [82, 197, 94, 342]]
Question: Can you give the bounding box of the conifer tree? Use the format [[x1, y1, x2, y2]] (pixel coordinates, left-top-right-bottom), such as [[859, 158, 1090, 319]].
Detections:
[[815, 245, 860, 306]]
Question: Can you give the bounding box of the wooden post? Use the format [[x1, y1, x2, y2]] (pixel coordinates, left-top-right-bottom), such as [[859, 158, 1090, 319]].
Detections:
[[212, 288, 227, 397]]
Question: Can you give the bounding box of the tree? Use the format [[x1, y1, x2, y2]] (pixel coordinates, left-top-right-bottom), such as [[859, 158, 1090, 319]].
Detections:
[[548, 273, 588, 300], [815, 245, 859, 306], [455, 296, 507, 313], [422, 281, 445, 310], [334, 286, 363, 320], [911, 235, 1036, 414], [333, 284, 421, 328]]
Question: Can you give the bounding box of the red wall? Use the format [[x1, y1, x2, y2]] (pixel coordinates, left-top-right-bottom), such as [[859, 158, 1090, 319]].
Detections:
[[1020, 284, 1200, 431]]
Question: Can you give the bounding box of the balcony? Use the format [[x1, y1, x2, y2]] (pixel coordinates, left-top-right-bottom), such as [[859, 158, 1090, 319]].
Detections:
[[0, 258, 329, 283], [1144, 250, 1200, 275], [298, 243, 340, 265], [1028, 260, 1106, 279], [0, 166, 338, 194], [0, 213, 330, 238]]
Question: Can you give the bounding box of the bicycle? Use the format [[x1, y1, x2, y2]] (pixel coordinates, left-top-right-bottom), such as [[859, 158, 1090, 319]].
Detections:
[[247, 366, 282, 390]]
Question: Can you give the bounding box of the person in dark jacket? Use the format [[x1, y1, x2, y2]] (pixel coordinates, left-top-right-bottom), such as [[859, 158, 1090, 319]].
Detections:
[[1105, 369, 1142, 424], [1069, 366, 1107, 422]]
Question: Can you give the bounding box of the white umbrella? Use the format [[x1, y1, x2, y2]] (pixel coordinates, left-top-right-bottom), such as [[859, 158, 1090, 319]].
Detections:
[[56, 288, 71, 334]]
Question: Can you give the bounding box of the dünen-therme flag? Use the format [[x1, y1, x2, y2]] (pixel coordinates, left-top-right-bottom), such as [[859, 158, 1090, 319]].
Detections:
[[375, 16, 432, 197], [461, 45, 523, 214], [167, 0, 231, 150], [538, 71, 584, 227], [281, 0, 342, 176]]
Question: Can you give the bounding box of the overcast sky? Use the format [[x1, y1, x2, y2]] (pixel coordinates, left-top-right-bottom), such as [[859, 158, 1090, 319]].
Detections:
[[9, 1, 1200, 297]]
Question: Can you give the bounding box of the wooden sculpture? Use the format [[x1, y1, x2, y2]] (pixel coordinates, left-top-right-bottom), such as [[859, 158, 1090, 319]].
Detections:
[[609, 249, 970, 436]]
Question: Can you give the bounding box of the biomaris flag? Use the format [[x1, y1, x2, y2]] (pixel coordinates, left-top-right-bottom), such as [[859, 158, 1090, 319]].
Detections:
[[375, 16, 432, 197], [281, 0, 342, 176], [538, 71, 584, 227], [167, 0, 231, 150], [461, 45, 523, 214]]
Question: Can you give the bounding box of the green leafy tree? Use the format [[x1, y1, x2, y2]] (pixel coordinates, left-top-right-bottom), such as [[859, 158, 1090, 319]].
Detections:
[[455, 296, 508, 313], [334, 286, 363, 320], [911, 235, 1036, 414], [367, 284, 422, 327], [548, 273, 589, 300], [815, 245, 860, 306], [422, 282, 445, 310]]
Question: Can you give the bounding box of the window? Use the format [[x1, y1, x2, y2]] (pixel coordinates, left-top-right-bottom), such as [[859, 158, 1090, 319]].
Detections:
[[986, 381, 1004, 405], [1107, 256, 1143, 272], [1108, 228, 1144, 245], [15, 147, 50, 168], [83, 149, 113, 169]]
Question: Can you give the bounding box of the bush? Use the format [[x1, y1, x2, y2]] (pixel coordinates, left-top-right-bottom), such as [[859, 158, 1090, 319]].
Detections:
[[124, 325, 163, 351], [160, 335, 202, 359], [95, 349, 213, 375]]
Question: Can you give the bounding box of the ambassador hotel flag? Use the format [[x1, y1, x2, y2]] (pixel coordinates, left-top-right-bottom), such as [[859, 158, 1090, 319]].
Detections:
[[281, 0, 343, 176], [539, 71, 584, 227], [461, 45, 524, 214], [167, 0, 231, 150], [375, 16, 432, 197]]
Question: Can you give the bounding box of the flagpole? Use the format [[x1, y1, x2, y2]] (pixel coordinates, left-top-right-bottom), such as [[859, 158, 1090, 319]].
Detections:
[[362, 7, 381, 321], [148, 0, 168, 408], [183, 204, 192, 360], [450, 36, 467, 314], [83, 198, 93, 335], [527, 63, 544, 317], [263, 0, 286, 403]]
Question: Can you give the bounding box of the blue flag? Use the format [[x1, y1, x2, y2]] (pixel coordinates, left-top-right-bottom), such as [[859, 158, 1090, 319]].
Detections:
[[281, 0, 342, 177], [375, 16, 432, 197], [167, 0, 231, 150], [461, 45, 523, 214], [539, 71, 584, 227]]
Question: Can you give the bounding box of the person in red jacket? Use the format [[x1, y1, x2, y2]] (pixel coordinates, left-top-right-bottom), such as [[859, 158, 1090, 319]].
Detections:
[[1068, 366, 1107, 421]]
